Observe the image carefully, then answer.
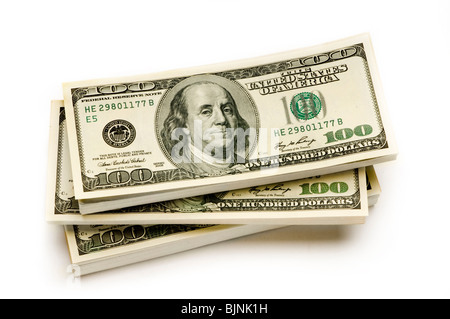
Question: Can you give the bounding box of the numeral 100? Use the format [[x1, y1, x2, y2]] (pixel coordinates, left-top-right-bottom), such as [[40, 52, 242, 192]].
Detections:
[[96, 169, 153, 186], [324, 124, 373, 144], [89, 225, 145, 248], [299, 181, 349, 195]]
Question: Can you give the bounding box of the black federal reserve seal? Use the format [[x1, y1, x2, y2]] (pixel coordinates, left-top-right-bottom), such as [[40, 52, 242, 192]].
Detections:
[[103, 119, 136, 148]]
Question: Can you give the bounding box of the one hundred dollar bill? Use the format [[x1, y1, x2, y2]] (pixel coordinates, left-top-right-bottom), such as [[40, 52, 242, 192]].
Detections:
[[65, 224, 282, 276], [47, 101, 372, 225], [64, 181, 380, 276], [366, 165, 381, 207], [63, 33, 396, 212]]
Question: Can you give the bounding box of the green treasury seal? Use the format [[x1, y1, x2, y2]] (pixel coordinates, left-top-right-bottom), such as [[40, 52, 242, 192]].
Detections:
[[290, 92, 322, 120]]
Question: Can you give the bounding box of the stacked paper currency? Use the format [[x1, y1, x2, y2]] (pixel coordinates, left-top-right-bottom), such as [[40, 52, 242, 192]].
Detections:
[[45, 33, 396, 276]]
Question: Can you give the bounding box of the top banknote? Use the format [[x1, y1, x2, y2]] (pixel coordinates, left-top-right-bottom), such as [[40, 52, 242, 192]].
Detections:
[[63, 34, 397, 201]]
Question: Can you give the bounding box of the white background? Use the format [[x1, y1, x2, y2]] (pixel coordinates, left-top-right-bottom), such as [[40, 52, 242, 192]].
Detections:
[[1, 0, 449, 299]]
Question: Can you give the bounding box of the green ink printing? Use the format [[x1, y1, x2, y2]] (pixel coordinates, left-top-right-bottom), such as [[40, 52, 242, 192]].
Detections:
[[290, 92, 322, 120]]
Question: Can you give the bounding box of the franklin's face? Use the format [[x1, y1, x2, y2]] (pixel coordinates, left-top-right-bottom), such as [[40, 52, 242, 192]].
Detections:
[[184, 83, 238, 150]]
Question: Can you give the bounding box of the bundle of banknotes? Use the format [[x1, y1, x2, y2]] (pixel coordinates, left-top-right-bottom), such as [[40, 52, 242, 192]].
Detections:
[[45, 33, 397, 276]]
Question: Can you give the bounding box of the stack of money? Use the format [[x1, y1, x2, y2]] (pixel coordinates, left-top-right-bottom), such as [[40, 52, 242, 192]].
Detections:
[[45, 33, 396, 276]]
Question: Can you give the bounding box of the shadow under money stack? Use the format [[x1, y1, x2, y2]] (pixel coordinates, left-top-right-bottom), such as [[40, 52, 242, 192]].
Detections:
[[46, 33, 396, 276]]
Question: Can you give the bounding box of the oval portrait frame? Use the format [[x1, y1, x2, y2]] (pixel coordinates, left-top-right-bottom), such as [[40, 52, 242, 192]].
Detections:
[[155, 74, 260, 169]]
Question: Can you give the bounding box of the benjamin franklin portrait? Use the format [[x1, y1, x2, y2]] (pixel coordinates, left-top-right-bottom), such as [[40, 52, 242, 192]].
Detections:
[[157, 75, 259, 176]]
